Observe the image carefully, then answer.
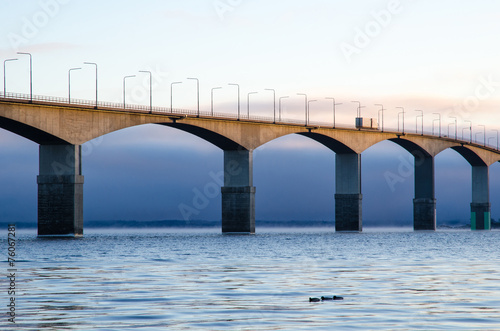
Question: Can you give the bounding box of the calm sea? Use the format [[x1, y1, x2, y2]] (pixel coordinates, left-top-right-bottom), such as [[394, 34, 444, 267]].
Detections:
[[3, 227, 500, 330]]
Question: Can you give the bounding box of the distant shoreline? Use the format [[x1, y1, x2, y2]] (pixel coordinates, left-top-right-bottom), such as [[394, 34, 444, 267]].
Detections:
[[3, 219, 498, 229]]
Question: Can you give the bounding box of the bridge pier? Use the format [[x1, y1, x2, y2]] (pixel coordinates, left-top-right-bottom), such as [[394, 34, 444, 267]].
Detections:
[[37, 145, 84, 237], [335, 153, 362, 232], [221, 150, 255, 233], [471, 165, 491, 230], [413, 155, 436, 230]]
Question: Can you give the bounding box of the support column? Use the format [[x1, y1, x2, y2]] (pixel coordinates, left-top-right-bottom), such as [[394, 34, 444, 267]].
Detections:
[[471, 165, 491, 230], [413, 155, 436, 230], [38, 145, 84, 236], [335, 153, 362, 232], [221, 150, 255, 233]]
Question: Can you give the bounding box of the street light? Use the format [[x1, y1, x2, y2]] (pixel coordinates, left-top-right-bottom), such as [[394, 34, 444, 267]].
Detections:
[[463, 120, 472, 143], [415, 110, 423, 135], [123, 75, 136, 109], [265, 88, 276, 123], [448, 116, 457, 140], [212, 86, 222, 116], [68, 67, 82, 104], [375, 104, 385, 132], [351, 101, 362, 117], [327, 97, 342, 128], [84, 62, 98, 108], [17, 52, 32, 102], [492, 129, 499, 150], [396, 107, 405, 134], [228, 83, 240, 120], [247, 91, 258, 118], [307, 100, 317, 126], [140, 70, 152, 113], [3, 58, 18, 96], [297, 93, 308, 126], [477, 124, 486, 146], [279, 96, 289, 122], [170, 81, 182, 113], [432, 113, 441, 137], [188, 78, 200, 117]]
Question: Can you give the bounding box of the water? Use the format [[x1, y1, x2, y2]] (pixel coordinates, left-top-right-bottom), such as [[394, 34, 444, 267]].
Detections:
[[3, 228, 500, 330]]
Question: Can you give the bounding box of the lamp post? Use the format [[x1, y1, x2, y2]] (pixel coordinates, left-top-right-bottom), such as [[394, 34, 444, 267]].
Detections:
[[463, 120, 472, 143], [84, 62, 98, 108], [17, 52, 32, 102], [415, 110, 423, 135], [375, 104, 385, 132], [279, 96, 289, 122], [247, 91, 257, 118], [69, 67, 82, 104], [351, 101, 362, 117], [477, 125, 486, 146], [396, 107, 405, 134], [326, 97, 342, 128], [3, 58, 18, 96], [492, 129, 499, 150], [140, 70, 152, 113], [265, 88, 276, 123], [123, 75, 136, 108], [307, 100, 317, 126], [432, 113, 441, 137], [170, 81, 182, 113], [297, 93, 308, 126], [228, 83, 240, 120], [448, 116, 457, 140], [188, 78, 200, 117], [211, 86, 222, 116]]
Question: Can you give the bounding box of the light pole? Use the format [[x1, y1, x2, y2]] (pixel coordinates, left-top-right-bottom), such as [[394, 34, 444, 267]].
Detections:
[[188, 78, 200, 117], [478, 125, 486, 146], [3, 58, 18, 96], [433, 113, 441, 137], [307, 100, 317, 126], [228, 83, 240, 120], [123, 75, 136, 108], [211, 86, 222, 116], [375, 104, 385, 132], [415, 110, 423, 135], [17, 52, 32, 102], [247, 91, 257, 118], [265, 88, 276, 123], [279, 96, 289, 122], [139, 70, 152, 113], [297, 93, 308, 126], [449, 116, 457, 140], [463, 120, 472, 143], [396, 107, 405, 134], [351, 101, 362, 117], [170, 81, 182, 113], [326, 97, 342, 128], [68, 67, 82, 104], [492, 129, 499, 150], [84, 62, 98, 108]]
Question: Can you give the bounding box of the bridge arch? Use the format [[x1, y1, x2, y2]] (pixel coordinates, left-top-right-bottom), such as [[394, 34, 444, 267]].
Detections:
[[0, 116, 68, 145]]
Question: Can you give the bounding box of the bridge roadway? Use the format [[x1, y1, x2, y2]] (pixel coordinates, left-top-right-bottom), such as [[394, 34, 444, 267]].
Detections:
[[1, 94, 499, 236]]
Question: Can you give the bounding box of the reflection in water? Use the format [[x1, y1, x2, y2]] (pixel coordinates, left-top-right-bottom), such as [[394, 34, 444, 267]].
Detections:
[[8, 229, 500, 330]]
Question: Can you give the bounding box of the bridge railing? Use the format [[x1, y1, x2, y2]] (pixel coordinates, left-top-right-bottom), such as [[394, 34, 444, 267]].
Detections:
[[0, 91, 498, 151]]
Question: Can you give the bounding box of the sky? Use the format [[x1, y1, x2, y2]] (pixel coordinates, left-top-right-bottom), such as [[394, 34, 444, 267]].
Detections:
[[1, 0, 500, 226]]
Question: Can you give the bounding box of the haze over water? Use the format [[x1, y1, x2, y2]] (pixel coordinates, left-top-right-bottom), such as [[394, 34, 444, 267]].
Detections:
[[5, 227, 500, 330]]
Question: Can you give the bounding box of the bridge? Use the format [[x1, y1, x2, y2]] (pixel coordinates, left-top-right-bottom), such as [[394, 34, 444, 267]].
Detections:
[[1, 92, 499, 236]]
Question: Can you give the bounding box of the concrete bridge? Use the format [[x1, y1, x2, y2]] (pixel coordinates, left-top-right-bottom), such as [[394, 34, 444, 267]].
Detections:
[[1, 93, 499, 236]]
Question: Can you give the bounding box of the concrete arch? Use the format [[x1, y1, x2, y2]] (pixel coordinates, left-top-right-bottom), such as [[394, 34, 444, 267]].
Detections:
[[296, 132, 356, 154], [0, 116, 68, 144], [448, 146, 487, 167], [388, 137, 432, 158]]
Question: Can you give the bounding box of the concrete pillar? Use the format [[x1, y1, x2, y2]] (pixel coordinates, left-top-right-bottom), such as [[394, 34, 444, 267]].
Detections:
[[38, 145, 84, 236], [471, 165, 491, 230], [221, 150, 255, 233], [335, 153, 362, 232], [413, 155, 436, 230]]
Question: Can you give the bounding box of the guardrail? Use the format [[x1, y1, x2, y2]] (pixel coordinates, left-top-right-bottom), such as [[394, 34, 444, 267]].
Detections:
[[0, 91, 497, 151]]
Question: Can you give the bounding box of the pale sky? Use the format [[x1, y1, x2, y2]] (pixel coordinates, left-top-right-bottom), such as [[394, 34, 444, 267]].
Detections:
[[1, 0, 500, 225]]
